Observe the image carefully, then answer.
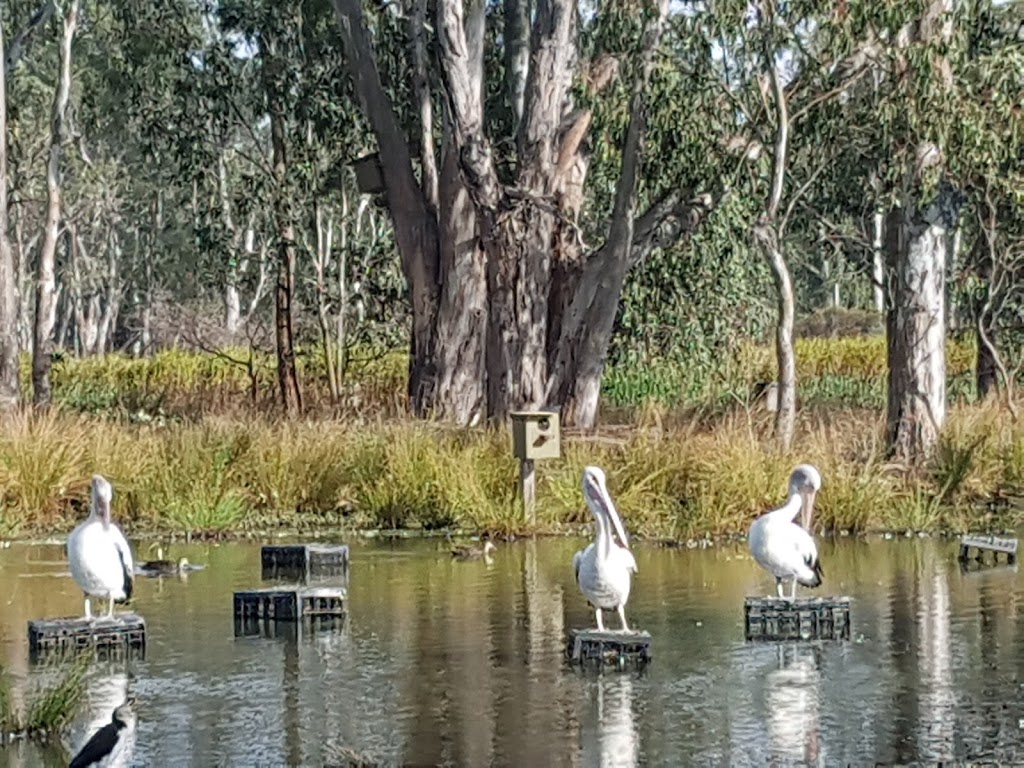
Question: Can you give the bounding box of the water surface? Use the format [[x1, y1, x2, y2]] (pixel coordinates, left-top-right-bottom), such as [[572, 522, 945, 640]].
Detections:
[[1, 535, 1022, 766]]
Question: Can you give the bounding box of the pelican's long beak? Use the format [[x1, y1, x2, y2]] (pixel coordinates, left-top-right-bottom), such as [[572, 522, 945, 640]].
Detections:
[[800, 489, 816, 532], [98, 496, 112, 526], [596, 481, 631, 551]]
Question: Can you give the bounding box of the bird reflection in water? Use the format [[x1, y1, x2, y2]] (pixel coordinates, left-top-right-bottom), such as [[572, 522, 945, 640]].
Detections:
[[65, 665, 137, 768], [579, 672, 640, 768], [765, 644, 823, 767]]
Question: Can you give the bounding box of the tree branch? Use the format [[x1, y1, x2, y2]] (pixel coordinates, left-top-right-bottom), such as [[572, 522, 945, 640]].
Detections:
[[764, 41, 788, 221], [408, 0, 438, 212], [4, 0, 56, 73], [332, 0, 437, 283], [627, 189, 717, 269]]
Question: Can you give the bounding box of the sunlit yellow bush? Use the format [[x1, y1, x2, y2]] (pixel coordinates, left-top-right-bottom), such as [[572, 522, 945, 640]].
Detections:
[[738, 336, 976, 381]]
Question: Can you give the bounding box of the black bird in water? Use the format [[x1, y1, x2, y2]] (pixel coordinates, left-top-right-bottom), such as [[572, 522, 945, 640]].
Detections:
[[69, 697, 136, 768]]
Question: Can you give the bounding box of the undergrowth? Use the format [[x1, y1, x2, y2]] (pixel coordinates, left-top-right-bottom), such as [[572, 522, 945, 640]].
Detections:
[[0, 402, 1020, 540]]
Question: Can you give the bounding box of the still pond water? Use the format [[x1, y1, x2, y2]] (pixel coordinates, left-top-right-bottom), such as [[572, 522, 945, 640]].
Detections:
[[1, 536, 1022, 767]]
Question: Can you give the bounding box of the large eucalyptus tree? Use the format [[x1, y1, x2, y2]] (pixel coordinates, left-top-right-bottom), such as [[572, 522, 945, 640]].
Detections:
[[333, 0, 717, 427]]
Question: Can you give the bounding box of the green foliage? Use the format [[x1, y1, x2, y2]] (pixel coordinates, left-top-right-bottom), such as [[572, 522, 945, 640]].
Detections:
[[612, 196, 772, 391]]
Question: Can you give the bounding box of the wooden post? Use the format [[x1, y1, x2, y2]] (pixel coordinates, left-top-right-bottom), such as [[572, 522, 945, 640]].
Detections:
[[520, 458, 536, 525]]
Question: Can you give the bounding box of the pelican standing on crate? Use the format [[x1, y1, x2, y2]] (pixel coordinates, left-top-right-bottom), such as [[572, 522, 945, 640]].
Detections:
[[573, 466, 638, 632], [67, 475, 135, 621], [749, 464, 824, 600]]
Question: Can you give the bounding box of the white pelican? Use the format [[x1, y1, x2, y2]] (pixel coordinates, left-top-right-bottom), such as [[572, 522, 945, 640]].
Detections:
[[69, 697, 137, 768], [67, 475, 135, 620], [749, 464, 823, 599], [573, 466, 638, 632]]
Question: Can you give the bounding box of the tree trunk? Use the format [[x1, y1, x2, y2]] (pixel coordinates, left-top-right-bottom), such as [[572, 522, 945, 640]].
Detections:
[[427, 0, 487, 425], [872, 210, 885, 312], [503, 0, 531, 128], [96, 229, 120, 355], [545, 0, 670, 427], [141, 190, 160, 356], [884, 0, 954, 461], [311, 201, 339, 401], [432, 130, 487, 425], [13, 217, 34, 352], [0, 12, 20, 412], [885, 204, 947, 461], [975, 322, 997, 399], [333, 0, 441, 415], [338, 0, 714, 426], [753, 19, 796, 451], [264, 42, 302, 416], [32, 0, 77, 406], [218, 150, 245, 336], [759, 231, 797, 448], [408, 0, 438, 212]]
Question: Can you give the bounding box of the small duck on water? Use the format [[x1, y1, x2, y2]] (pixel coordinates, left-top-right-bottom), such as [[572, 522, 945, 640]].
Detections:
[[136, 546, 204, 577], [450, 541, 496, 560]]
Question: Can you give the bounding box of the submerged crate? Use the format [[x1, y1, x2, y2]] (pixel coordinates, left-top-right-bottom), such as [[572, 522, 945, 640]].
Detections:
[[235, 614, 346, 640], [233, 586, 346, 636], [958, 535, 1018, 568], [744, 597, 851, 642], [261, 544, 350, 581], [566, 629, 652, 667], [28, 614, 146, 662]]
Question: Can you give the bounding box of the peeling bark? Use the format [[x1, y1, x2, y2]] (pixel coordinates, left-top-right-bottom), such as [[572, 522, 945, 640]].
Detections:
[[430, 0, 488, 426], [433, 132, 487, 425], [0, 12, 19, 411], [32, 0, 77, 407]]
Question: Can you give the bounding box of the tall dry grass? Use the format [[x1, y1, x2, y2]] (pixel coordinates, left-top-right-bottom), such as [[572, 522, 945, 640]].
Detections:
[[0, 401, 1020, 539]]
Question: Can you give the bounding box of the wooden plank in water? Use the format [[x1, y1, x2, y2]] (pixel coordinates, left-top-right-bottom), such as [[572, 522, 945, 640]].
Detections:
[[234, 586, 346, 622], [958, 535, 1018, 566], [28, 614, 147, 662], [261, 544, 350, 581], [744, 596, 851, 642], [566, 628, 652, 666]]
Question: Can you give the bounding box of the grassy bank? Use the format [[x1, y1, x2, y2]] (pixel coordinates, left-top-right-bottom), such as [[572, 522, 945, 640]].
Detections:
[[0, 402, 1021, 541]]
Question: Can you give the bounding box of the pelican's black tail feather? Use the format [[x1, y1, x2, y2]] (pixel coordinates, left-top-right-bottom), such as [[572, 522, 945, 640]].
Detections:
[[118, 550, 134, 603], [798, 556, 824, 589]]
